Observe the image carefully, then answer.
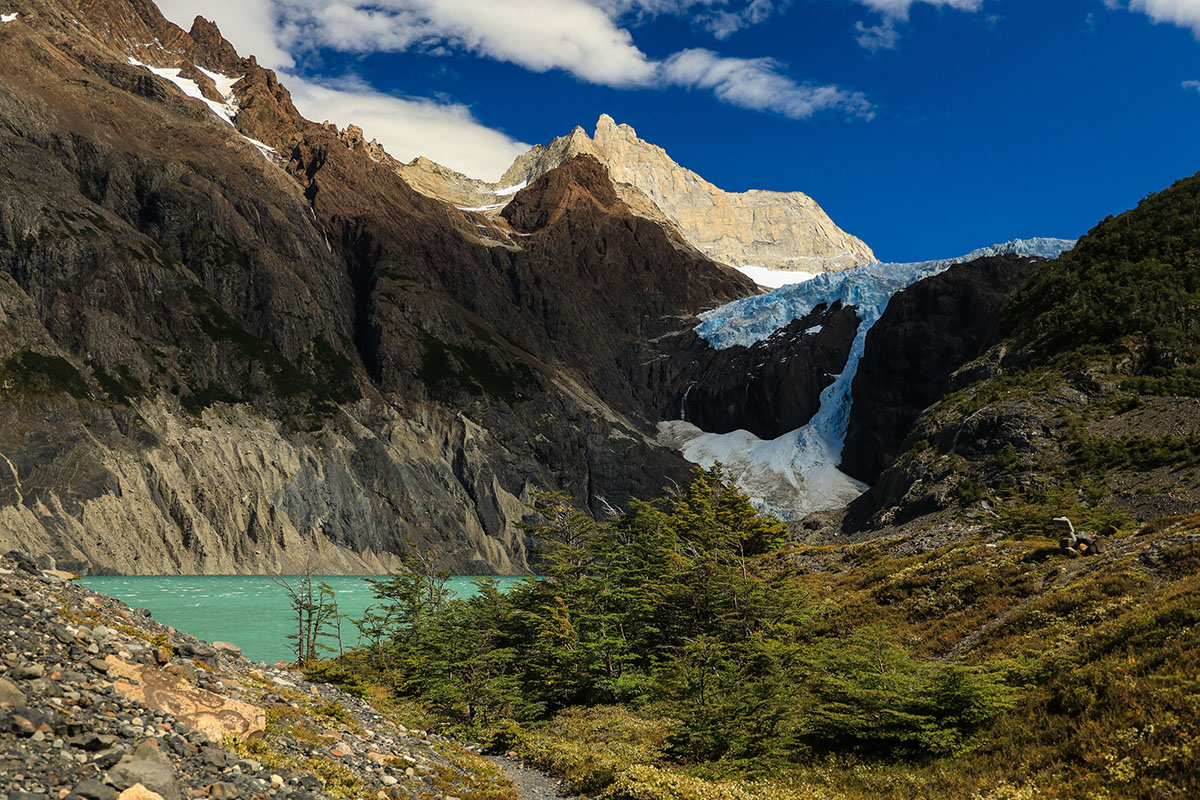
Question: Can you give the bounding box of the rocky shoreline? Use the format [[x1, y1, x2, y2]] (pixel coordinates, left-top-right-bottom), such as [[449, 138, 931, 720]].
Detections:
[[0, 553, 541, 800]]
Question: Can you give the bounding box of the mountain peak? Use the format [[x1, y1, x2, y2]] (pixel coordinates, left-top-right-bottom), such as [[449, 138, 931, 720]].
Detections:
[[403, 115, 875, 274], [595, 113, 633, 140]]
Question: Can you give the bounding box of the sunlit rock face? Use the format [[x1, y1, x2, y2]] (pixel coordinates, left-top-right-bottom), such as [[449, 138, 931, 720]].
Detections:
[[403, 114, 877, 274]]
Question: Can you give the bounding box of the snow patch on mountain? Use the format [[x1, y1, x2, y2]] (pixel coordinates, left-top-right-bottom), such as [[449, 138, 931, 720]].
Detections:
[[734, 265, 817, 289], [127, 58, 239, 126], [1, 13, 18, 23], [664, 237, 1077, 520], [493, 181, 526, 196]]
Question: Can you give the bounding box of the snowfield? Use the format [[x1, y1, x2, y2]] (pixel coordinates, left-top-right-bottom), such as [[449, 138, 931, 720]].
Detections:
[[734, 265, 816, 289]]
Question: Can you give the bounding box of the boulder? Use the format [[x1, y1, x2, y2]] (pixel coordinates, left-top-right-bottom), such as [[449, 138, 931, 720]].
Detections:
[[5, 551, 40, 574], [104, 657, 265, 740], [118, 785, 166, 800], [212, 641, 242, 659], [72, 779, 117, 800], [0, 676, 27, 707], [108, 758, 179, 800]]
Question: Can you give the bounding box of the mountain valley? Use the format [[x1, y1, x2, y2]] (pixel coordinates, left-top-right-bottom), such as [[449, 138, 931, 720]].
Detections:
[[0, 0, 1198, 578]]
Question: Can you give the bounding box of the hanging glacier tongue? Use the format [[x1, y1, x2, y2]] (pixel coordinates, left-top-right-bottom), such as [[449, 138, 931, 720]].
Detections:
[[658, 238, 1076, 520]]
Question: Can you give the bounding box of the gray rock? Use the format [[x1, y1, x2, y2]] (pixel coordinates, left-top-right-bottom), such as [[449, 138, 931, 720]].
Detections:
[[92, 746, 128, 769], [12, 662, 45, 680], [72, 779, 117, 800], [0, 675, 27, 707], [70, 732, 113, 751], [175, 640, 217, 660], [5, 551, 40, 574], [108, 758, 181, 800], [212, 641, 242, 659]]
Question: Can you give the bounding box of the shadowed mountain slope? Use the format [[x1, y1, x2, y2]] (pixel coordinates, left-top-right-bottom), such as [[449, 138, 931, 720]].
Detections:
[[0, 0, 753, 573]]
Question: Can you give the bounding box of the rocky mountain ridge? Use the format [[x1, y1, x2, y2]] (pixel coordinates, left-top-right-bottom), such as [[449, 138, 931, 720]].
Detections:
[[399, 114, 876, 274], [0, 0, 752, 574]]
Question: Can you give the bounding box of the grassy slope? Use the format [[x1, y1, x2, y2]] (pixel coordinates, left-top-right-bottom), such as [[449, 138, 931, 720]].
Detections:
[[506, 516, 1199, 800], [862, 171, 1200, 532], [495, 175, 1200, 799]]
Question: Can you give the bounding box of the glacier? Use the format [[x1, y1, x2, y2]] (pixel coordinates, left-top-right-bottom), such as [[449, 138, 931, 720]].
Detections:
[[662, 237, 1077, 520]]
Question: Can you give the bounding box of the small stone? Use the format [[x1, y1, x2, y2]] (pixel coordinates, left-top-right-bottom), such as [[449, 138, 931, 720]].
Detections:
[[71, 732, 113, 751], [109, 757, 180, 800], [269, 776, 284, 789], [92, 746, 127, 768], [13, 662, 45, 679], [89, 658, 111, 673], [381, 776, 397, 787], [11, 713, 37, 736], [0, 675, 27, 707], [73, 779, 118, 800], [118, 786, 166, 800]]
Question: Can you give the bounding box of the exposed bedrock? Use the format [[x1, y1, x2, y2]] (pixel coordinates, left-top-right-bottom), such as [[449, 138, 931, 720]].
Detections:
[[670, 303, 860, 439], [840, 255, 1042, 485]]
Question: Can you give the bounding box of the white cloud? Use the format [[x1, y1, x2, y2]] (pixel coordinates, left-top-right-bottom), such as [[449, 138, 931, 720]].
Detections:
[[1184, 79, 1200, 92], [1130, 0, 1200, 37], [855, 19, 901, 49], [150, 0, 872, 180], [702, 1, 785, 39], [662, 49, 874, 119], [850, 0, 984, 49], [593, 0, 787, 39], [281, 0, 659, 87], [854, 0, 983, 20], [281, 73, 530, 180]]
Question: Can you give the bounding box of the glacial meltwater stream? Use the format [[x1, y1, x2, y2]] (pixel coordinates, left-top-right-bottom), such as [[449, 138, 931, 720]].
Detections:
[[77, 575, 521, 664]]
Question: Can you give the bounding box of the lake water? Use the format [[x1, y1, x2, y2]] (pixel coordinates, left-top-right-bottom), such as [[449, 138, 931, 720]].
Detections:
[[77, 575, 521, 664]]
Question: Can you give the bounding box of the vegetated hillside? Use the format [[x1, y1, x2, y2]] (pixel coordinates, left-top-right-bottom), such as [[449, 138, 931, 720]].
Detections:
[[848, 170, 1200, 534], [0, 0, 752, 574], [309, 468, 1199, 800]]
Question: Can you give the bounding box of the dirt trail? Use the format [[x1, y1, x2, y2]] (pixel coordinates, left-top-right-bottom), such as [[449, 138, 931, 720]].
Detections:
[[489, 754, 586, 799]]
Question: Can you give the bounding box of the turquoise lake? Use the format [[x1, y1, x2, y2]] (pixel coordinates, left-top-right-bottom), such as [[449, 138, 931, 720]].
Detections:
[[77, 575, 522, 665]]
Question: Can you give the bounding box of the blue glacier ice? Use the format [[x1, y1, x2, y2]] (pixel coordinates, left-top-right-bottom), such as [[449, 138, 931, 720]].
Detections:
[[659, 238, 1077, 520], [696, 238, 1077, 350]]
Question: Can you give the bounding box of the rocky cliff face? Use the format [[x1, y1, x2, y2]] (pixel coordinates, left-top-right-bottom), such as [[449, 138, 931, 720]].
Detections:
[[844, 171, 1200, 533], [840, 255, 1042, 484], [400, 115, 876, 273], [665, 303, 859, 440], [0, 0, 753, 574]]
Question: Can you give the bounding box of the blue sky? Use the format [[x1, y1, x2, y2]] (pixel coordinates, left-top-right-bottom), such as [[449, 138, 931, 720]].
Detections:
[[157, 1, 1200, 262]]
